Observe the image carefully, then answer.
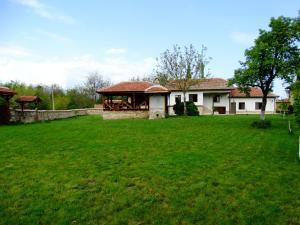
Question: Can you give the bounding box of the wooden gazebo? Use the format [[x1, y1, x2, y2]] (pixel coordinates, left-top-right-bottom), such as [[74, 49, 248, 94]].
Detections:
[[0, 87, 17, 124], [97, 81, 170, 119], [97, 81, 169, 111]]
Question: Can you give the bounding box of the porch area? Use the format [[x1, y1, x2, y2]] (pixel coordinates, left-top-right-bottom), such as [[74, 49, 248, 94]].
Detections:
[[97, 81, 169, 119], [102, 93, 149, 111]]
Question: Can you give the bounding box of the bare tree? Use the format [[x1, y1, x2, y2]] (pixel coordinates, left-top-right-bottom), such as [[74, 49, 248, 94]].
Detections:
[[156, 44, 210, 114], [129, 75, 154, 82], [84, 72, 111, 103]]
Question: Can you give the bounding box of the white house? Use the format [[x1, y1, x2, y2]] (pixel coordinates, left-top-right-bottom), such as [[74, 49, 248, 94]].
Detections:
[[166, 78, 232, 115], [229, 87, 277, 114], [97, 79, 278, 119], [166, 78, 278, 115]]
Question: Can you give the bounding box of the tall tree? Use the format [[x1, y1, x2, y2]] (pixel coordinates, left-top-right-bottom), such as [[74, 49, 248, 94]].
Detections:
[[156, 44, 210, 114], [84, 72, 111, 103], [229, 16, 300, 120]]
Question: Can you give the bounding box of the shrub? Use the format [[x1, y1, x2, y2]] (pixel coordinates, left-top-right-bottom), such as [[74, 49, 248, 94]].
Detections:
[[186, 101, 199, 116], [251, 120, 271, 129], [173, 99, 184, 115]]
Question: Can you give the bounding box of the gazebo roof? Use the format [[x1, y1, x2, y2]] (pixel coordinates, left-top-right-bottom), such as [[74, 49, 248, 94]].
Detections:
[[0, 87, 17, 96], [16, 96, 42, 103], [97, 81, 169, 94]]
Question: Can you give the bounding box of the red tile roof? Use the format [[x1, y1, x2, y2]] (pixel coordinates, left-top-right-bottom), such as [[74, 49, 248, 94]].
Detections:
[[166, 78, 232, 91], [0, 87, 17, 95], [97, 81, 169, 94], [16, 96, 41, 103], [230, 87, 278, 98]]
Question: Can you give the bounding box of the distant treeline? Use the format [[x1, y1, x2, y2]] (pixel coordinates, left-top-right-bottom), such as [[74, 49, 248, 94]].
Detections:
[[1, 72, 111, 110]]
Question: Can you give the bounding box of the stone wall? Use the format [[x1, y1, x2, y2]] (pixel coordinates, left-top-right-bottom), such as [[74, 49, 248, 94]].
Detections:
[[102, 110, 149, 120], [10, 108, 103, 123], [86, 108, 103, 115]]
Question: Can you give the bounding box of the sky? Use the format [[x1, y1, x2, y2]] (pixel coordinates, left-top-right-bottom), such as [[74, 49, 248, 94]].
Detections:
[[0, 0, 299, 97]]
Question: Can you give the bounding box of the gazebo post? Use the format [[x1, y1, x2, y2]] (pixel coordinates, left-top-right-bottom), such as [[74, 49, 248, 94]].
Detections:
[[110, 96, 113, 109], [132, 93, 136, 109]]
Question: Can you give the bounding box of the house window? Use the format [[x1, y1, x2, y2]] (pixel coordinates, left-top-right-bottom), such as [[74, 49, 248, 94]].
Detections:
[[189, 94, 198, 102], [175, 95, 181, 103], [239, 102, 245, 110], [213, 95, 220, 103], [255, 102, 262, 110]]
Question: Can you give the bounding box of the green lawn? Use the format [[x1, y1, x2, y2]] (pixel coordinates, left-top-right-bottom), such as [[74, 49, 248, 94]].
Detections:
[[1, 115, 300, 225]]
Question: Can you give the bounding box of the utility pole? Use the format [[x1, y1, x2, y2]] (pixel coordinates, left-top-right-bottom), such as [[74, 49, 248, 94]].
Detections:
[[51, 85, 55, 110]]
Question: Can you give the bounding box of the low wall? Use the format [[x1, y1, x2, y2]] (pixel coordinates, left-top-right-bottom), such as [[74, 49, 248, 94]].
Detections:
[[234, 111, 275, 115], [86, 108, 103, 115], [102, 110, 149, 120], [10, 108, 103, 124]]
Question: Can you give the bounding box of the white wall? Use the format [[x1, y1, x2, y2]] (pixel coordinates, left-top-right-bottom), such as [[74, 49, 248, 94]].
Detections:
[[149, 95, 166, 119], [168, 91, 230, 115], [203, 93, 230, 114], [230, 97, 276, 113], [168, 91, 203, 106]]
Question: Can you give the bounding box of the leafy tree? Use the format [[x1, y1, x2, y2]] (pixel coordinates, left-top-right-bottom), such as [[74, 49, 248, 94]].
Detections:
[[67, 88, 94, 109], [156, 44, 210, 114], [229, 16, 300, 120], [34, 85, 51, 109]]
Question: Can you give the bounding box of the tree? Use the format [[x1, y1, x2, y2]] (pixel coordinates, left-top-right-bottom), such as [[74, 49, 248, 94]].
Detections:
[[129, 75, 153, 82], [156, 44, 210, 114], [154, 72, 169, 86], [67, 87, 94, 109], [229, 16, 300, 120], [84, 72, 111, 103]]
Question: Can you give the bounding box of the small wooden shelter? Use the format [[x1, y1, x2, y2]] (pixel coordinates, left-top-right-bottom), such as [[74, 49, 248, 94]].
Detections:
[[16, 96, 41, 111], [15, 96, 42, 120], [0, 87, 17, 124]]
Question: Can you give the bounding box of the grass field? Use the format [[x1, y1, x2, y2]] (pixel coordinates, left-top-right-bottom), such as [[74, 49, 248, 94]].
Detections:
[[1, 115, 300, 225]]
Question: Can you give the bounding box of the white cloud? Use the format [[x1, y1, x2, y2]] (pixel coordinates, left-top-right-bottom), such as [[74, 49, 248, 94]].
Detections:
[[105, 48, 127, 55], [0, 56, 156, 88], [0, 46, 32, 57], [10, 0, 75, 24], [230, 31, 256, 46]]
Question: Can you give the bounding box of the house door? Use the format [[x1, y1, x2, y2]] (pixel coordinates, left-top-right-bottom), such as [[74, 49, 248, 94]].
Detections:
[[214, 107, 226, 114], [230, 102, 236, 114]]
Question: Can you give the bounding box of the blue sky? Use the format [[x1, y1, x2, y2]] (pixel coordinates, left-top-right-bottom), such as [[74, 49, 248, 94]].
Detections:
[[0, 0, 299, 97]]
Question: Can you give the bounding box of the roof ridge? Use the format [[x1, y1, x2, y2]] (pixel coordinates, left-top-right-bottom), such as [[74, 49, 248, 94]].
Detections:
[[144, 84, 168, 91]]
